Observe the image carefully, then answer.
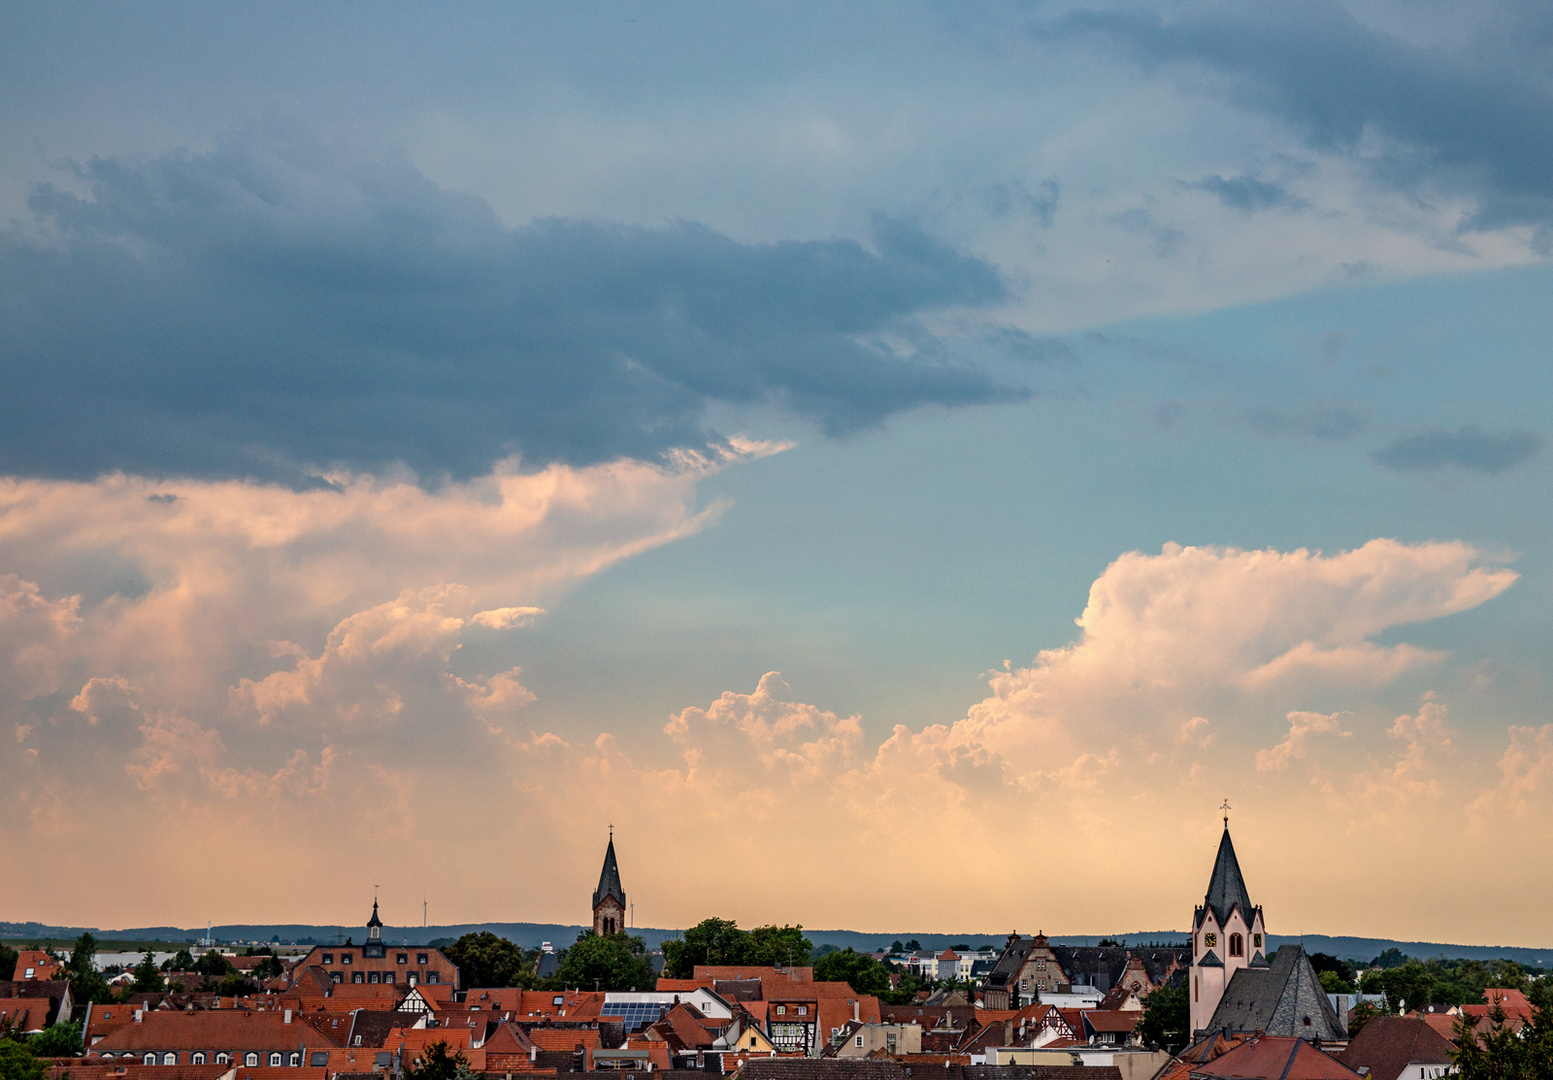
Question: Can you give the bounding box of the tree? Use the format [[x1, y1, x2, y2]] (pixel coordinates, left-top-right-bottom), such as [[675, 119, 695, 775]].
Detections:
[[165, 949, 196, 972], [747, 925, 813, 969], [59, 933, 112, 1006], [404, 1040, 471, 1080], [1371, 947, 1408, 969], [813, 949, 889, 997], [251, 955, 284, 982], [446, 932, 530, 989], [1453, 1000, 1553, 1080], [904, 940, 922, 952], [0, 945, 16, 982], [29, 1022, 83, 1058], [1318, 970, 1353, 995], [195, 952, 234, 979], [0, 1040, 47, 1080], [555, 934, 655, 991], [1138, 981, 1189, 1053], [889, 942, 904, 954], [130, 951, 164, 994], [661, 919, 751, 978]]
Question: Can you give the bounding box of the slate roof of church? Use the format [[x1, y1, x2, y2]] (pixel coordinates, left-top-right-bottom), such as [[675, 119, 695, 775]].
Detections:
[[594, 837, 626, 908], [1199, 827, 1257, 929], [1203, 945, 1345, 1041]]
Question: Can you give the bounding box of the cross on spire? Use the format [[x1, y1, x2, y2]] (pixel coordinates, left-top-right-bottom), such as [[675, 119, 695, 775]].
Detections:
[[1220, 798, 1232, 827]]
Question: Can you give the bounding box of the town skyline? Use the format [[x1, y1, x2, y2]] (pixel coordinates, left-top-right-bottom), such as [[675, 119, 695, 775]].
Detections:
[[6, 2, 1553, 951]]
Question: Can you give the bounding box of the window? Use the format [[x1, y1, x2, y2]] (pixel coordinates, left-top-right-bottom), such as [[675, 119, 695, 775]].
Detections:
[[164, 1053, 177, 1065], [1303, 1016, 1311, 1027], [193, 1054, 206, 1065], [352, 972, 364, 983], [776, 1006, 787, 1016], [322, 953, 333, 964], [290, 1054, 301, 1067], [1036, 960, 1046, 971], [748, 1039, 756, 1049], [246, 1053, 260, 1067], [797, 1006, 807, 1016], [23, 969, 34, 978], [369, 972, 380, 983], [1228, 934, 1244, 958], [855, 1037, 864, 1048], [554, 996, 565, 1006], [427, 972, 439, 983], [143, 1054, 156, 1066], [385, 973, 394, 983], [332, 971, 343, 983], [341, 953, 352, 964], [311, 1053, 329, 1067], [217, 1053, 230, 1064], [417, 954, 429, 964], [398, 954, 408, 964], [269, 1053, 282, 1066]]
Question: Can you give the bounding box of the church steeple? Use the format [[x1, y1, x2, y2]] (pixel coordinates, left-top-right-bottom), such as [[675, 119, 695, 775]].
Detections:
[[592, 830, 627, 936], [1202, 825, 1255, 928], [1190, 806, 1267, 1037], [368, 898, 383, 941]]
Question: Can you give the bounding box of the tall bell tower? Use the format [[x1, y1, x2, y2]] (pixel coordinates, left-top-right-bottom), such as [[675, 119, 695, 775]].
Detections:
[[1190, 802, 1267, 1037], [592, 829, 627, 936]]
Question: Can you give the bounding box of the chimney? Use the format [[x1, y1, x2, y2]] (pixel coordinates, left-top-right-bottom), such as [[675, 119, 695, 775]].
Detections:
[[529, 1046, 538, 1064], [284, 1010, 292, 1024], [134, 1010, 142, 1023], [852, 1001, 859, 1023]]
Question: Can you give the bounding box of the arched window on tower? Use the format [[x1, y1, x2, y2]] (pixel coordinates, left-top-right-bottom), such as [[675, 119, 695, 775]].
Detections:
[[1228, 933, 1244, 958]]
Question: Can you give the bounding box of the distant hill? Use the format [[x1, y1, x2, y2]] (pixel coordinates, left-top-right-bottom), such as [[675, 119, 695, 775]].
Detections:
[[4, 920, 1550, 968]]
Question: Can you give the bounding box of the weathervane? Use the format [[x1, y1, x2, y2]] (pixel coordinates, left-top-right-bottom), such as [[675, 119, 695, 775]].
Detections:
[[1220, 798, 1232, 827]]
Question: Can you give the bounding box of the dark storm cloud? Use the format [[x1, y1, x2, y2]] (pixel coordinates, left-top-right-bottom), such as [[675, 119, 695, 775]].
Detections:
[[1372, 425, 1541, 474], [1047, 2, 1553, 227], [0, 129, 1020, 485]]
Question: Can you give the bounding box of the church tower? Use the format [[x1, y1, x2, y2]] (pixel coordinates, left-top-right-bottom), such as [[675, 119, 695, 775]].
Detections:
[[592, 831, 626, 936], [364, 897, 386, 958], [1190, 811, 1266, 1037]]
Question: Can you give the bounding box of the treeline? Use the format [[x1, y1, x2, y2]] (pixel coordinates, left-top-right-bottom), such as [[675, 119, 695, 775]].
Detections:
[[443, 918, 958, 1004]]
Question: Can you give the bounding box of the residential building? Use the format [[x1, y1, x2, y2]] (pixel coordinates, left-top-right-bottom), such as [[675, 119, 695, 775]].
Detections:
[[280, 903, 459, 991], [1339, 1017, 1457, 1080]]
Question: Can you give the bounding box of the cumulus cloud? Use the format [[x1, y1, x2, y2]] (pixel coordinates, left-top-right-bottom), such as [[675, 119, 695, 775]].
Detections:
[[1371, 424, 1541, 473], [1, 125, 1024, 486], [0, 534, 1529, 932], [1256, 709, 1350, 771]]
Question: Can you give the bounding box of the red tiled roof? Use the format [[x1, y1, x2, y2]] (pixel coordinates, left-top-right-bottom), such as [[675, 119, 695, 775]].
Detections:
[[1340, 1016, 1456, 1080], [0, 1000, 40, 1030], [90, 1011, 338, 1054], [14, 952, 66, 981], [1189, 1035, 1362, 1080], [1081, 1010, 1141, 1034]]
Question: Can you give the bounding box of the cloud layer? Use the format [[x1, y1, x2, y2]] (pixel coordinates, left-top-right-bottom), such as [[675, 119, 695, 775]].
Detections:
[[5, 532, 1542, 940], [3, 126, 1020, 485]]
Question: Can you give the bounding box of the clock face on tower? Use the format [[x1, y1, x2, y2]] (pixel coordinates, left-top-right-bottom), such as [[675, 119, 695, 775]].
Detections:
[[1204, 933, 1217, 948]]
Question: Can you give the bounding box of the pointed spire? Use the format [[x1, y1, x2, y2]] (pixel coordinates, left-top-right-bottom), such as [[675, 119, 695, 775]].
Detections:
[[593, 833, 626, 909], [1202, 824, 1255, 927], [368, 897, 383, 940]]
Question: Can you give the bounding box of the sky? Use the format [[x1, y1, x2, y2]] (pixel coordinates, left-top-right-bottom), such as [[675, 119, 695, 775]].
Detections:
[[3, 0, 1553, 946]]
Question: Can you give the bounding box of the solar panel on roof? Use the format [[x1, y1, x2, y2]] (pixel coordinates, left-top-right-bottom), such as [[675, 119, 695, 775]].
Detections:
[[600, 1002, 667, 1032]]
